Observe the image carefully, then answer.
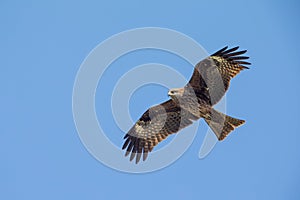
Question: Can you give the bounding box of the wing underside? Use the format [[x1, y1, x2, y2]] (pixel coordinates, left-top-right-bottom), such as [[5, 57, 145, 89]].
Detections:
[[122, 100, 198, 163], [187, 46, 251, 105]]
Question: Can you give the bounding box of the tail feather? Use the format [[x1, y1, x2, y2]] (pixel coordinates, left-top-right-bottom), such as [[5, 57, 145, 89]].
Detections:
[[204, 109, 245, 141]]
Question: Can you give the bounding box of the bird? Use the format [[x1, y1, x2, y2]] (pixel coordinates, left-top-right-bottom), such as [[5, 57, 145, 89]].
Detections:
[[122, 46, 250, 163]]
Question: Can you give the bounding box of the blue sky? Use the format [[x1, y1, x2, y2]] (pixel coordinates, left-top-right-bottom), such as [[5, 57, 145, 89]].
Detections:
[[1, 0, 300, 199]]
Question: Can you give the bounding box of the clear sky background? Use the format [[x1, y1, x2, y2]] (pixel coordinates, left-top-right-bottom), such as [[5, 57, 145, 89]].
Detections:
[[1, 0, 300, 199]]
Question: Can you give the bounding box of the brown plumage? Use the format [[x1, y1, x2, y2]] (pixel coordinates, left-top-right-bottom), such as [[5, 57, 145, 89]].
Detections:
[[122, 46, 250, 163]]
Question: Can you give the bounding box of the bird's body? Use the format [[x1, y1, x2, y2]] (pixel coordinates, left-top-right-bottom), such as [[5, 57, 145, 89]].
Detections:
[[122, 46, 250, 163]]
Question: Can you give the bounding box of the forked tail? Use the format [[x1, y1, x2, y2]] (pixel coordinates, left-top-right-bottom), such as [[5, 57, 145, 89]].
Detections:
[[204, 108, 245, 141]]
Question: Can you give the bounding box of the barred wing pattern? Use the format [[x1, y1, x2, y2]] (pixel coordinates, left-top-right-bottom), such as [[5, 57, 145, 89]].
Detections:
[[188, 46, 251, 105], [122, 100, 198, 164]]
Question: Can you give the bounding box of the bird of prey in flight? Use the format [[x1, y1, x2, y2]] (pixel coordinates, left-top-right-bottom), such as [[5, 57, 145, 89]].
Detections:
[[122, 46, 250, 163]]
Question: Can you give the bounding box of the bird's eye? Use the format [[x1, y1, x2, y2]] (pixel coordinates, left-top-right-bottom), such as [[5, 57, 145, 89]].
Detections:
[[171, 91, 174, 94]]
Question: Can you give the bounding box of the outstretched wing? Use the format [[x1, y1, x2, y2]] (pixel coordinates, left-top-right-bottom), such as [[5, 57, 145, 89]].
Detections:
[[122, 99, 198, 163], [187, 46, 251, 105]]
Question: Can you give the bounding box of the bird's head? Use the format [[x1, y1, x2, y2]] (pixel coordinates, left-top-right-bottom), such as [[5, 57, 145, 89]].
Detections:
[[168, 88, 184, 99]]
